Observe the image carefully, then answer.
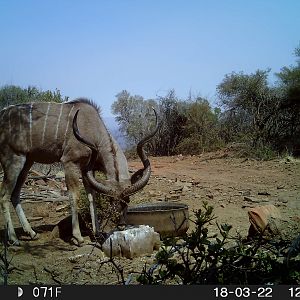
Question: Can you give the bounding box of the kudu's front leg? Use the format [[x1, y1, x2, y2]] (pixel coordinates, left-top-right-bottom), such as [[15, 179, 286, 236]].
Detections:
[[64, 162, 84, 246], [82, 175, 100, 236]]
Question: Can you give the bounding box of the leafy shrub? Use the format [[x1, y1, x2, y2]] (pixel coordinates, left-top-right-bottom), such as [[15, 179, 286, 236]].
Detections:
[[252, 144, 278, 160], [137, 202, 300, 284], [77, 172, 122, 234]]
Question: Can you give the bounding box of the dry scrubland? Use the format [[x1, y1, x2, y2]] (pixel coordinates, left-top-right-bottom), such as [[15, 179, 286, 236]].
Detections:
[[1, 151, 300, 284]]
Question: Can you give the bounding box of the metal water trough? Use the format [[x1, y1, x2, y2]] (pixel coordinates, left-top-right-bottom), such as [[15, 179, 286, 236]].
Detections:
[[126, 202, 189, 238]]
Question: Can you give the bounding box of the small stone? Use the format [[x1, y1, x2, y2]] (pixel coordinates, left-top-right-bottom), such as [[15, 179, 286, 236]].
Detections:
[[148, 190, 157, 197], [240, 190, 251, 196], [68, 254, 85, 263], [244, 196, 260, 203], [28, 216, 43, 222], [166, 194, 181, 201], [277, 197, 288, 203], [35, 179, 47, 186], [258, 191, 271, 196], [182, 185, 190, 193], [56, 204, 69, 212]]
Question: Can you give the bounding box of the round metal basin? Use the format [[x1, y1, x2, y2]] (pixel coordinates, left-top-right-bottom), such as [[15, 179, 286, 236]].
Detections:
[[126, 202, 189, 238]]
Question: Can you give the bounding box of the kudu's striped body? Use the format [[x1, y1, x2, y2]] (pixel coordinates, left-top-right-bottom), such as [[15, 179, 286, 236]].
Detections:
[[0, 99, 158, 245]]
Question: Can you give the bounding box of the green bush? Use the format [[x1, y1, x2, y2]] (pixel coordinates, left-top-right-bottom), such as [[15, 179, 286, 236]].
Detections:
[[137, 202, 300, 285], [77, 173, 122, 233], [252, 144, 278, 160]]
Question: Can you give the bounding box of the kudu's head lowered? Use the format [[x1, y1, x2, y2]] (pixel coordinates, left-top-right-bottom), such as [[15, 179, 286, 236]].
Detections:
[[72, 109, 159, 227]]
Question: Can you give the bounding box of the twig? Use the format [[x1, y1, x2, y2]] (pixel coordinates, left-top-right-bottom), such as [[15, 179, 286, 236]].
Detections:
[[0, 225, 9, 285], [92, 241, 126, 284], [22, 197, 69, 203], [44, 267, 62, 285]]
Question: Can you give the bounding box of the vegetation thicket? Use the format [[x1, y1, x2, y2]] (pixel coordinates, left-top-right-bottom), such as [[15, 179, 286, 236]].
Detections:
[[112, 46, 300, 159]]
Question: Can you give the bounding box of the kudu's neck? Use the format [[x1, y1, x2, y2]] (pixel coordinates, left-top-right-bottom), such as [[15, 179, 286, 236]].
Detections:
[[95, 124, 130, 184]]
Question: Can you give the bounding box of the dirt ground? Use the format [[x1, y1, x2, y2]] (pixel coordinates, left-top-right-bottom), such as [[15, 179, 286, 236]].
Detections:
[[1, 150, 300, 285]]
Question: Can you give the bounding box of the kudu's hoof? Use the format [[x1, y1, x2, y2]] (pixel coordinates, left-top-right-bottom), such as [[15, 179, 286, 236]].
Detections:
[[8, 239, 21, 247], [31, 232, 39, 240], [71, 237, 85, 247]]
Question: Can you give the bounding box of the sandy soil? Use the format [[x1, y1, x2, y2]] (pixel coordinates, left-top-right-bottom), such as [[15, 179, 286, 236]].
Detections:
[[1, 151, 300, 284]]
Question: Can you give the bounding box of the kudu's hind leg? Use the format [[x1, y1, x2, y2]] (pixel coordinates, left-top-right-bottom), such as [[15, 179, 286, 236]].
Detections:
[[11, 160, 38, 240], [0, 155, 26, 245]]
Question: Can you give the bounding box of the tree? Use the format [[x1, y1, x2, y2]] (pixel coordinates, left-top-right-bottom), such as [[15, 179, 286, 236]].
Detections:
[[0, 85, 29, 109], [217, 70, 280, 148], [155, 90, 187, 156], [111, 44, 300, 157], [175, 98, 222, 154], [0, 85, 68, 110], [112, 89, 187, 156], [112, 90, 222, 156], [111, 90, 158, 148], [274, 46, 300, 153]]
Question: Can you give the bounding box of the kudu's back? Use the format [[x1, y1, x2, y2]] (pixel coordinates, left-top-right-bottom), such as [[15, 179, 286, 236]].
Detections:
[[0, 101, 100, 164]]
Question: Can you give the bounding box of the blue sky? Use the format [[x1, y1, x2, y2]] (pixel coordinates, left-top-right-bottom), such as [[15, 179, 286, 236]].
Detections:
[[1, 0, 299, 117]]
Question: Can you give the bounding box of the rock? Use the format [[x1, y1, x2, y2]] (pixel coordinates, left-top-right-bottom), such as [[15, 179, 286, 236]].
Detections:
[[56, 204, 69, 212], [28, 216, 44, 222], [192, 181, 201, 186], [157, 196, 166, 202], [277, 197, 288, 204], [148, 190, 158, 197], [72, 244, 105, 259], [182, 185, 190, 193], [244, 196, 261, 203], [68, 254, 85, 263], [240, 190, 251, 196], [166, 194, 180, 201], [102, 225, 160, 259], [35, 179, 47, 186], [258, 191, 271, 196], [171, 186, 183, 193]]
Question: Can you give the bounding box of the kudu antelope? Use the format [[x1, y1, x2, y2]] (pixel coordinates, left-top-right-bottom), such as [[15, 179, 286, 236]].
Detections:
[[0, 99, 158, 245]]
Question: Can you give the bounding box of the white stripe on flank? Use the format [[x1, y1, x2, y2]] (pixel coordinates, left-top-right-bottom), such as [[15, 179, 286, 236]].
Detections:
[[64, 105, 75, 142], [8, 108, 12, 137], [29, 103, 33, 148], [19, 109, 22, 133], [55, 104, 64, 140], [42, 103, 51, 144]]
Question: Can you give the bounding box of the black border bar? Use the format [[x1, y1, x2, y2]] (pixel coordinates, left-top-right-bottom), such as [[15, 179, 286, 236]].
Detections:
[[1, 285, 299, 300]]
